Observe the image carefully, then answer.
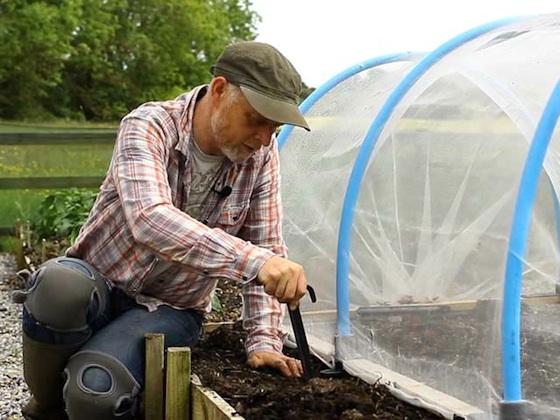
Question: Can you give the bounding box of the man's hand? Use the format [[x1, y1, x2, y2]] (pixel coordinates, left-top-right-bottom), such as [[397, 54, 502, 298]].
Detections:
[[247, 352, 303, 378], [257, 256, 307, 310]]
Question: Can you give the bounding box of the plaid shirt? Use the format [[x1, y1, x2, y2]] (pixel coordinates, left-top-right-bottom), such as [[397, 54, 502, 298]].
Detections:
[[67, 85, 287, 355]]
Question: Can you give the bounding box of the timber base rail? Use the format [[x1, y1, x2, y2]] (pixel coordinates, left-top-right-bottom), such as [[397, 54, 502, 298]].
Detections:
[[144, 333, 243, 420]]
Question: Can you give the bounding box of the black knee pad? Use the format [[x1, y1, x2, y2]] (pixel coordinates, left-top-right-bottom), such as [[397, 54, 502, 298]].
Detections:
[[14, 257, 110, 333], [63, 350, 141, 420]]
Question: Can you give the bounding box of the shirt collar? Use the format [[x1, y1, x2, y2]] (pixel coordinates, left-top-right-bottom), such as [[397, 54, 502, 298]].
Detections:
[[174, 84, 208, 157]]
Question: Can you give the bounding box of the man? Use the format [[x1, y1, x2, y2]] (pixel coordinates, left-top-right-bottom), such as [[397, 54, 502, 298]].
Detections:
[[15, 41, 310, 420]]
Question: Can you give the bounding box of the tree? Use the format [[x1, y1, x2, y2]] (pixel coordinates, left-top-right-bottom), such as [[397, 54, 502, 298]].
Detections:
[[0, 0, 80, 119], [59, 0, 260, 120], [0, 0, 259, 121]]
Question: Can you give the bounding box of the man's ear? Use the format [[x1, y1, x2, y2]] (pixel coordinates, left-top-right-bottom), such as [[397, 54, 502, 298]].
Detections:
[[210, 76, 228, 100]]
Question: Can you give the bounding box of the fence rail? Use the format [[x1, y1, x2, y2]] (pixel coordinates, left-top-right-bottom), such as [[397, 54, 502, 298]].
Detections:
[[0, 176, 105, 190], [0, 131, 116, 145]]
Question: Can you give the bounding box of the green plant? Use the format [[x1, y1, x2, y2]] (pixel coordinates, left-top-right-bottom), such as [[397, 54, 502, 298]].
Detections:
[[212, 289, 223, 314], [34, 188, 97, 242], [0, 236, 20, 252]]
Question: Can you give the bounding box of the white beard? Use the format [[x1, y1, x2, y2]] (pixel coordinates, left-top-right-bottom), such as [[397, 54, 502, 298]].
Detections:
[[211, 107, 253, 163]]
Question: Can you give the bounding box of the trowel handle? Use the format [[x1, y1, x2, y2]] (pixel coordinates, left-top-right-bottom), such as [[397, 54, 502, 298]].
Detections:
[[288, 305, 313, 380], [288, 285, 316, 381]]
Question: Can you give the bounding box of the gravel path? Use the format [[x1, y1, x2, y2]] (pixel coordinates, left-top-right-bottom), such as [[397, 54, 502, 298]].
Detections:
[[0, 253, 28, 420]]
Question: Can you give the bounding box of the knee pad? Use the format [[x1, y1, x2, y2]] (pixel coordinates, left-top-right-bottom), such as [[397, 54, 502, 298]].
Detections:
[[63, 350, 141, 420], [13, 257, 110, 333]]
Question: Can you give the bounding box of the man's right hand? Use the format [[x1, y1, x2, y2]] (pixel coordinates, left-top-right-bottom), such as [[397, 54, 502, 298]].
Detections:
[[256, 256, 307, 310]]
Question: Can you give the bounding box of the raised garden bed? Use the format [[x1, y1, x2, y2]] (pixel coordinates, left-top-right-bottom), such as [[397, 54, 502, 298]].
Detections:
[[352, 296, 560, 419], [191, 321, 444, 420], [195, 281, 560, 419]]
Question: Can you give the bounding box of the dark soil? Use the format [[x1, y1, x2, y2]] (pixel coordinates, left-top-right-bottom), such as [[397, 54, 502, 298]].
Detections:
[[192, 321, 443, 420], [192, 279, 443, 420]]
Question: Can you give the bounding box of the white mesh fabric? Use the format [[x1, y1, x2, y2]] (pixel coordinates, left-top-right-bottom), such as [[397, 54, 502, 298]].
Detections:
[[280, 13, 560, 419], [281, 59, 422, 313]]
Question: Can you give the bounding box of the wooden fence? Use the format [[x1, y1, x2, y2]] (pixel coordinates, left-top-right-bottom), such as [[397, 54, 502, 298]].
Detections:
[[0, 130, 116, 236]]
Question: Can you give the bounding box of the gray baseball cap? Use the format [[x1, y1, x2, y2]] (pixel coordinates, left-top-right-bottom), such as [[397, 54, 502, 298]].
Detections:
[[210, 41, 310, 131]]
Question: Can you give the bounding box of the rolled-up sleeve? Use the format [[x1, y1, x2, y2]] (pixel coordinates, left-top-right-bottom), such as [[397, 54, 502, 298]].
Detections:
[[238, 139, 288, 355]]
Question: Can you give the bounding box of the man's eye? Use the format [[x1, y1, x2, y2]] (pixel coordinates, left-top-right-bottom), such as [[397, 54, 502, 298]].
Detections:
[[247, 113, 280, 130]]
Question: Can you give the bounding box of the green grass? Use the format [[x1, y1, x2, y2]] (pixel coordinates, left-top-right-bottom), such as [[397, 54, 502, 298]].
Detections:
[[0, 235, 22, 253], [0, 143, 114, 177], [0, 190, 44, 225]]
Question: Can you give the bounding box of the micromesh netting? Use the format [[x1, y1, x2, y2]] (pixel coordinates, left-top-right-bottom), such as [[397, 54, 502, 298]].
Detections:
[[280, 13, 560, 419]]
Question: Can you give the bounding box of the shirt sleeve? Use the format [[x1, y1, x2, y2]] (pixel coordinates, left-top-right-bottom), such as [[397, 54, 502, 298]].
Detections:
[[113, 109, 273, 283], [238, 138, 288, 355]]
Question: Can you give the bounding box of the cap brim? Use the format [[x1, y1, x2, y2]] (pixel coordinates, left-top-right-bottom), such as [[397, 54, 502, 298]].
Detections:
[[239, 85, 310, 131]]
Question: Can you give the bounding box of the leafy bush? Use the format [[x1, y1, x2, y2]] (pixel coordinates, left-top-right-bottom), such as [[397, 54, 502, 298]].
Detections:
[[34, 188, 96, 242]]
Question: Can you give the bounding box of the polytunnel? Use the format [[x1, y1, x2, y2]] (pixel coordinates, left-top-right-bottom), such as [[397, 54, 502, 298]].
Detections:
[[278, 12, 560, 420]]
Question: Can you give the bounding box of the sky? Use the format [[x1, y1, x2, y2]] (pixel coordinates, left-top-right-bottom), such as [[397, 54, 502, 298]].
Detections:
[[250, 0, 559, 87]]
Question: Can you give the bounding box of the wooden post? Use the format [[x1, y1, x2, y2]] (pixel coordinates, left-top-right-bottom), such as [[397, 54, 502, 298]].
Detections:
[[13, 219, 27, 270], [144, 333, 165, 420], [165, 347, 191, 420], [25, 220, 31, 246], [41, 239, 47, 263]]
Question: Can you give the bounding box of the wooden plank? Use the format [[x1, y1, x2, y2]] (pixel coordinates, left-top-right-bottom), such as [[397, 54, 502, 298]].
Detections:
[[165, 347, 191, 420], [522, 295, 560, 305], [144, 333, 165, 420], [191, 376, 244, 420], [299, 309, 355, 322], [0, 132, 116, 145], [12, 221, 28, 270], [344, 359, 484, 419], [0, 176, 104, 189], [357, 300, 478, 317], [357, 295, 560, 319]]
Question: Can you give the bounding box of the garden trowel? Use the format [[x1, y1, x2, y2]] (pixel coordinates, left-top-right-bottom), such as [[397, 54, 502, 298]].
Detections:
[[288, 285, 316, 381]]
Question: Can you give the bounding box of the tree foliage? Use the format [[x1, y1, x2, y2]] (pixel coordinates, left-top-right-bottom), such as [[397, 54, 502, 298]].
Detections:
[[0, 0, 260, 121]]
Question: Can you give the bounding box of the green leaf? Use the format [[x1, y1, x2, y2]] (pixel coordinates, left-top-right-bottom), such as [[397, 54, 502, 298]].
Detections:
[[33, 188, 96, 242], [211, 289, 223, 313]]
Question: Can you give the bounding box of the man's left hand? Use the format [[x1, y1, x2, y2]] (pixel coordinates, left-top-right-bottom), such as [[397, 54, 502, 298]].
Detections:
[[247, 352, 303, 378]]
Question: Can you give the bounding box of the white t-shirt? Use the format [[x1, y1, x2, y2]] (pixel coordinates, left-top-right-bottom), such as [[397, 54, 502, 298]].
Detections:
[[146, 139, 225, 282], [184, 139, 225, 220]]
